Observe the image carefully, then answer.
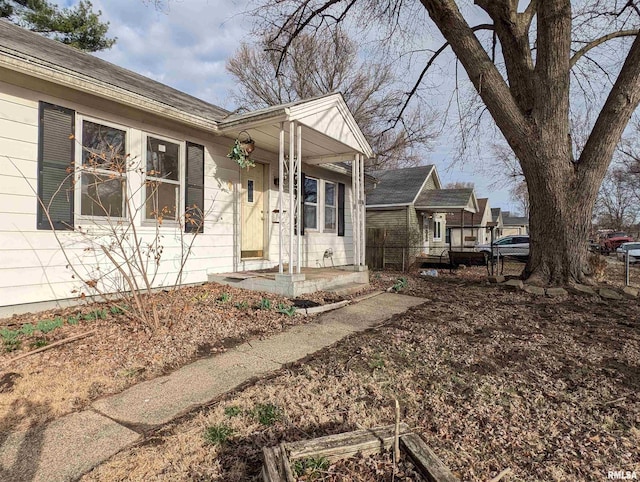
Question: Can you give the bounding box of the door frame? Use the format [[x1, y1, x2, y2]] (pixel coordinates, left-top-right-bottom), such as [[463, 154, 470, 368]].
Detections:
[[239, 161, 269, 260]]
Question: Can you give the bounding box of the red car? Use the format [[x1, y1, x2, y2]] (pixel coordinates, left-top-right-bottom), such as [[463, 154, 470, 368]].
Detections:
[[599, 232, 634, 255]]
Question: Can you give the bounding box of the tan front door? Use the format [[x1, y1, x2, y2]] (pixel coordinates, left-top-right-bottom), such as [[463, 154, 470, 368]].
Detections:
[[241, 163, 265, 258]]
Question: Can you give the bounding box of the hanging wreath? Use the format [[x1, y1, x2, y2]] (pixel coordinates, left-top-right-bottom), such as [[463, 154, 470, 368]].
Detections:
[[227, 131, 256, 169]]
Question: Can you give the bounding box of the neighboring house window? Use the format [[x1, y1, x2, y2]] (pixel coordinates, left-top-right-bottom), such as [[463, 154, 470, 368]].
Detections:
[[304, 177, 318, 230], [434, 218, 442, 241], [324, 181, 336, 232], [145, 135, 181, 222], [80, 119, 127, 218]]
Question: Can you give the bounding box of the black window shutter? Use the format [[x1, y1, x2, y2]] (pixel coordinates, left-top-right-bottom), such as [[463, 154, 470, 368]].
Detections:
[[299, 172, 306, 235], [185, 142, 205, 233], [338, 182, 345, 236], [37, 102, 75, 230]]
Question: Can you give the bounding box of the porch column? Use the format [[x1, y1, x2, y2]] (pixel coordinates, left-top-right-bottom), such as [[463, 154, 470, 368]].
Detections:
[[352, 154, 359, 267], [278, 123, 285, 273], [296, 123, 302, 274], [460, 209, 464, 251], [360, 154, 366, 266], [289, 120, 296, 274]]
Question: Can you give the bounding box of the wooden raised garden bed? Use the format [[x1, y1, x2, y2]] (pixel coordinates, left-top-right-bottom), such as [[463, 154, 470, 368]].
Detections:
[[262, 423, 458, 481]]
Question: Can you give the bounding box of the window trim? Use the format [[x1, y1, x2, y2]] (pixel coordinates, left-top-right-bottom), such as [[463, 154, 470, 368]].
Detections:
[[303, 176, 319, 231], [143, 132, 185, 226], [433, 217, 443, 242], [75, 114, 129, 222], [323, 180, 337, 233]]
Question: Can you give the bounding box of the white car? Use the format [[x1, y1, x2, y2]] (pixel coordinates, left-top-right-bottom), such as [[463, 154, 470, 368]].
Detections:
[[616, 242, 640, 263], [475, 235, 529, 259]]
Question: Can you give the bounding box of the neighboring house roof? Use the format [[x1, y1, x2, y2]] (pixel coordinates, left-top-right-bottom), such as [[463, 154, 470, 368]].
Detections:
[[366, 165, 435, 206], [447, 198, 489, 226], [491, 207, 502, 223], [502, 211, 529, 226], [415, 188, 478, 213], [0, 20, 229, 124]]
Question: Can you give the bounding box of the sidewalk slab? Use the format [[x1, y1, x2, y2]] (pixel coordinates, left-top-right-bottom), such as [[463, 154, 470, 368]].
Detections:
[[234, 293, 426, 364], [0, 410, 139, 482], [93, 350, 280, 427]]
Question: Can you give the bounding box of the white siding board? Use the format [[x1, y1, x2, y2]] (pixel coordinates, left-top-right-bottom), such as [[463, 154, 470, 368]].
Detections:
[[0, 136, 38, 162], [0, 100, 38, 126]]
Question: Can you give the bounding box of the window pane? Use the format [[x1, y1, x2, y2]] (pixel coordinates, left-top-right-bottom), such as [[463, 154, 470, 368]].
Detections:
[[304, 178, 317, 203], [146, 181, 177, 221], [147, 137, 180, 181], [247, 179, 254, 203], [82, 121, 126, 171], [304, 205, 317, 229], [81, 172, 124, 217], [325, 182, 335, 206], [325, 206, 336, 230]]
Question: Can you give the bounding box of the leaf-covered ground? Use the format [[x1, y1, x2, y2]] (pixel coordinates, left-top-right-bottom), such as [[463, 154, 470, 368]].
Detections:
[[0, 283, 354, 432], [82, 270, 640, 481]]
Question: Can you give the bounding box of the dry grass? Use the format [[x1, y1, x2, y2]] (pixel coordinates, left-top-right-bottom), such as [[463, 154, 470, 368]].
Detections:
[[83, 269, 640, 481], [0, 283, 359, 433]]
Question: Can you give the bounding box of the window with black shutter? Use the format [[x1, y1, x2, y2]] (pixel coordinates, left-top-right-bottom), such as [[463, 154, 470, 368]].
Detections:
[[37, 102, 75, 230], [185, 142, 205, 233]]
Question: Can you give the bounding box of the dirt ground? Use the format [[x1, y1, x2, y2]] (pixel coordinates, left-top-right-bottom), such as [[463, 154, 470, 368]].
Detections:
[[0, 283, 355, 433], [79, 268, 640, 481]]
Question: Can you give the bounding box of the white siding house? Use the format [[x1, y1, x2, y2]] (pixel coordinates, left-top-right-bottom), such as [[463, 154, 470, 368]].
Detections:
[[0, 21, 373, 313]]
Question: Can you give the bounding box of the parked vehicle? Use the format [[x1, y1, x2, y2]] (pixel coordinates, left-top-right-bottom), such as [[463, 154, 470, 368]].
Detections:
[[616, 242, 640, 263], [475, 235, 529, 259], [599, 232, 634, 255]]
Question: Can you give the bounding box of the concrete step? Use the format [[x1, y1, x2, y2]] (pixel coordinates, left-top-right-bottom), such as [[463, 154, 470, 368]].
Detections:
[[327, 282, 369, 296]]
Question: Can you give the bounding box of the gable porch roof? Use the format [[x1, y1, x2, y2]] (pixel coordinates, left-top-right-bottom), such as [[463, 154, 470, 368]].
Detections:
[[415, 188, 478, 213]]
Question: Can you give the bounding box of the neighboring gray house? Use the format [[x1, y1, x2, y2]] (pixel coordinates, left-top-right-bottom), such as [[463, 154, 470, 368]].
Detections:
[[502, 211, 529, 235], [366, 165, 478, 268]]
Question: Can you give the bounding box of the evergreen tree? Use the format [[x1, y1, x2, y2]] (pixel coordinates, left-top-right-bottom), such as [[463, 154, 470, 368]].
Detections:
[[0, 0, 115, 52]]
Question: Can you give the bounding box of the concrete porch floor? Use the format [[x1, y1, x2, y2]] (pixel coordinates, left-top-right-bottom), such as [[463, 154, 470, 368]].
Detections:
[[207, 266, 369, 297]]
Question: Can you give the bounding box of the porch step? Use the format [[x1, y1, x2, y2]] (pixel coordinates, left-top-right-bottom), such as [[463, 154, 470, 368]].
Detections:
[[327, 282, 369, 297]]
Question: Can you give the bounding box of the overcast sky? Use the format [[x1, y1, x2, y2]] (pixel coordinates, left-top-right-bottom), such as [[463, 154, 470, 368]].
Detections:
[[56, 0, 517, 212]]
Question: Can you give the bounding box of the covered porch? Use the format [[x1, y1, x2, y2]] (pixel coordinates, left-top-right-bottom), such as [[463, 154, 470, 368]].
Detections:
[[212, 93, 374, 296]]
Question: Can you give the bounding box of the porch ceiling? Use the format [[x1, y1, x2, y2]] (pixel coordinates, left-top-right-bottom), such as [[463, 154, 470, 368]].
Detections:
[[217, 93, 374, 164]]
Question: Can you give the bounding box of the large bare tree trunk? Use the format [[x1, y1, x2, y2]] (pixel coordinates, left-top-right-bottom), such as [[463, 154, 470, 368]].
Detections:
[[524, 158, 599, 285]]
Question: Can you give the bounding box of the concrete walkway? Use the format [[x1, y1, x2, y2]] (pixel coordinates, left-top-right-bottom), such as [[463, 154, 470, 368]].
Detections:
[[0, 292, 425, 481]]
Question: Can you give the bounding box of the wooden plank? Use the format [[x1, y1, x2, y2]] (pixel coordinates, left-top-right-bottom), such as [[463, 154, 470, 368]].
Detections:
[[262, 446, 284, 482], [400, 433, 458, 482], [287, 423, 411, 463]]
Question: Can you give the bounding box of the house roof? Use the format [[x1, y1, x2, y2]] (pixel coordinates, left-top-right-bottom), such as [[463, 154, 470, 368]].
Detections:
[[446, 198, 488, 226], [491, 207, 502, 223], [502, 211, 529, 226], [0, 21, 373, 162], [0, 20, 228, 125], [366, 165, 435, 206], [415, 188, 477, 212]]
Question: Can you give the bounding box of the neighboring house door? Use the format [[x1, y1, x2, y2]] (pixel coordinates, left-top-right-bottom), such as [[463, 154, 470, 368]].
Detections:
[[241, 163, 265, 258], [422, 215, 430, 253]]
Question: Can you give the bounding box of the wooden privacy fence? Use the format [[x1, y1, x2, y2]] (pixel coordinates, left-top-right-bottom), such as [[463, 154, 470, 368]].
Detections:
[[366, 227, 386, 269]]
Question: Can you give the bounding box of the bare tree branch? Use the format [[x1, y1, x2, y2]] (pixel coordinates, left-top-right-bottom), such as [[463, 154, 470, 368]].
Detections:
[[570, 29, 639, 67]]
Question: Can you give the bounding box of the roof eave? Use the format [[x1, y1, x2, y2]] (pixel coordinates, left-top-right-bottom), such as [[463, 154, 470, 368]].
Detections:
[[0, 48, 220, 133]]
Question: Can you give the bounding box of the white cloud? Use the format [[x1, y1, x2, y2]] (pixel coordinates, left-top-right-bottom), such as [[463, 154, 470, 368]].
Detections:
[[85, 0, 249, 109]]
